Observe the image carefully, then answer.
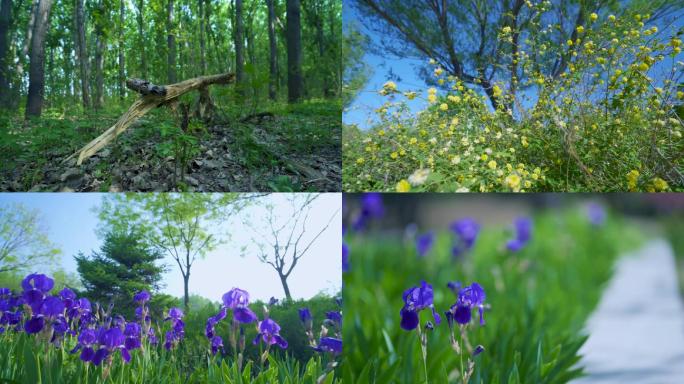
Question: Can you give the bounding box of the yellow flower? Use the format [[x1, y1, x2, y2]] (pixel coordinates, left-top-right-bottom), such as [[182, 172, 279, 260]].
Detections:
[[404, 91, 417, 100], [492, 85, 503, 98], [576, 25, 584, 34], [409, 138, 418, 145], [382, 81, 397, 93], [434, 67, 444, 76], [390, 152, 398, 159], [429, 58, 436, 65], [504, 174, 521, 191], [652, 177, 669, 191], [356, 157, 365, 165], [608, 14, 616, 22], [378, 129, 385, 136], [448, 95, 461, 103], [590, 13, 598, 22], [439, 103, 449, 111], [428, 94, 437, 103], [677, 91, 684, 100], [638, 62, 649, 71], [567, 39, 573, 46], [487, 160, 497, 170], [428, 87, 437, 95], [627, 170, 639, 190], [396, 179, 411, 192], [480, 154, 488, 161], [502, 26, 512, 34]]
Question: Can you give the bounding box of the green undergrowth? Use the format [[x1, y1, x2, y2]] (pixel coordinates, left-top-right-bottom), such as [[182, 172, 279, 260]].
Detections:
[[343, 206, 643, 383]]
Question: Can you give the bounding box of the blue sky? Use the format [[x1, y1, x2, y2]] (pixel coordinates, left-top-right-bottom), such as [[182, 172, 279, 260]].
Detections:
[[343, 1, 684, 128], [0, 193, 341, 302]]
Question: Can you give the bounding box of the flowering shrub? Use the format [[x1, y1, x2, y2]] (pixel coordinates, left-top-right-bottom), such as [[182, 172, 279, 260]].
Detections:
[[343, 11, 683, 192]]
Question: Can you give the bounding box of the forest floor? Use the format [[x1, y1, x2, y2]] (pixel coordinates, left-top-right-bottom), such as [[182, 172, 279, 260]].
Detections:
[[0, 99, 341, 192]]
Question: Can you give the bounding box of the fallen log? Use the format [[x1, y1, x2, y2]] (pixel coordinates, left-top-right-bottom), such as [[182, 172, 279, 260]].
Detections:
[[67, 72, 235, 165]]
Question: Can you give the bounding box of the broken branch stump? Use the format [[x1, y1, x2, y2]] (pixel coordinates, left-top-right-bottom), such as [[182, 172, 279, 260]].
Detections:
[[67, 72, 235, 165]]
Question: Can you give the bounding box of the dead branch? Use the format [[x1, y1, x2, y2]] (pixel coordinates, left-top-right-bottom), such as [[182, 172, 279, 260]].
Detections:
[[66, 72, 235, 165]]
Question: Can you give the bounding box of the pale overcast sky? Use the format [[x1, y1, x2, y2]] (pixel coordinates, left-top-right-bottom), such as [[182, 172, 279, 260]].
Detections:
[[0, 193, 341, 302]]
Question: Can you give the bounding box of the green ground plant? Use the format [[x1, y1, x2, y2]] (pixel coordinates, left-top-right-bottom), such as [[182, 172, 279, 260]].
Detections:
[[343, 200, 642, 383]]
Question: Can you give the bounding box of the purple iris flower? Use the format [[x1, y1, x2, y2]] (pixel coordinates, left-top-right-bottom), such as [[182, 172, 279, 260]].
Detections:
[[21, 274, 54, 293], [41, 296, 65, 317], [587, 203, 606, 226], [253, 318, 288, 349], [133, 290, 151, 304], [352, 193, 384, 231], [25, 316, 45, 334], [416, 232, 435, 257], [90, 327, 130, 365], [450, 218, 480, 256], [313, 337, 342, 354], [447, 282, 487, 326], [298, 308, 312, 324], [124, 322, 142, 350], [164, 308, 185, 350], [222, 288, 257, 323], [399, 281, 441, 331], [326, 311, 342, 327], [506, 217, 533, 252], [211, 335, 224, 355], [342, 242, 349, 272]]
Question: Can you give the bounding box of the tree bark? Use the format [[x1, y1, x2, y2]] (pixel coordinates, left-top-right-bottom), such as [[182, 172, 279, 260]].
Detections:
[[94, 33, 104, 108], [25, 0, 55, 118], [0, 0, 12, 108], [279, 272, 292, 301], [167, 0, 176, 83], [199, 0, 206, 75], [136, 0, 147, 78], [286, 0, 302, 103], [234, 0, 244, 94], [14, 0, 39, 106], [118, 0, 125, 100], [267, 0, 277, 100], [75, 0, 90, 109], [183, 273, 189, 310]]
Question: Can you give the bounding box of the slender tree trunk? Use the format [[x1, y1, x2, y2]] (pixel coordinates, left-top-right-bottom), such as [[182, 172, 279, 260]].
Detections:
[[94, 32, 104, 108], [286, 0, 302, 103], [278, 272, 292, 301], [199, 0, 206, 75], [0, 0, 12, 108], [118, 0, 125, 100], [14, 0, 39, 106], [267, 0, 277, 100], [183, 273, 190, 310], [136, 0, 147, 79], [167, 0, 176, 83], [25, 0, 55, 118], [75, 0, 90, 109], [234, 0, 244, 95]]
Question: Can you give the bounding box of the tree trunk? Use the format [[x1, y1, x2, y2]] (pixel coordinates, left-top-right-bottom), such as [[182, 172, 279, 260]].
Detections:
[[183, 273, 189, 310], [75, 0, 90, 109], [118, 0, 125, 100], [25, 0, 55, 118], [279, 272, 292, 301], [14, 0, 39, 106], [234, 0, 244, 95], [136, 0, 147, 78], [94, 32, 104, 108], [267, 0, 277, 100], [0, 0, 12, 108], [199, 0, 206, 75], [286, 0, 302, 103], [167, 0, 176, 83]]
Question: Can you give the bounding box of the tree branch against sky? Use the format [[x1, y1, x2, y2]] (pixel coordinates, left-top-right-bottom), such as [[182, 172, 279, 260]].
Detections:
[[0, 203, 60, 274], [352, 0, 682, 112], [97, 193, 261, 310], [240, 194, 340, 301]]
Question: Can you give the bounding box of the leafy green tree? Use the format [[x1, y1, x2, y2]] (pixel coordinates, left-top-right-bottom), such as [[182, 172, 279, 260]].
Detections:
[[75, 230, 167, 317], [0, 203, 60, 274], [97, 193, 259, 310]]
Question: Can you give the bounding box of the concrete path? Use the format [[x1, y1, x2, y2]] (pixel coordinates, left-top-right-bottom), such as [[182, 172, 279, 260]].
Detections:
[[574, 239, 684, 383]]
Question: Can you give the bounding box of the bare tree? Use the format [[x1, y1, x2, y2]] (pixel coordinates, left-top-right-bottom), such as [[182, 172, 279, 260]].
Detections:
[[245, 194, 339, 301], [0, 204, 60, 274]]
